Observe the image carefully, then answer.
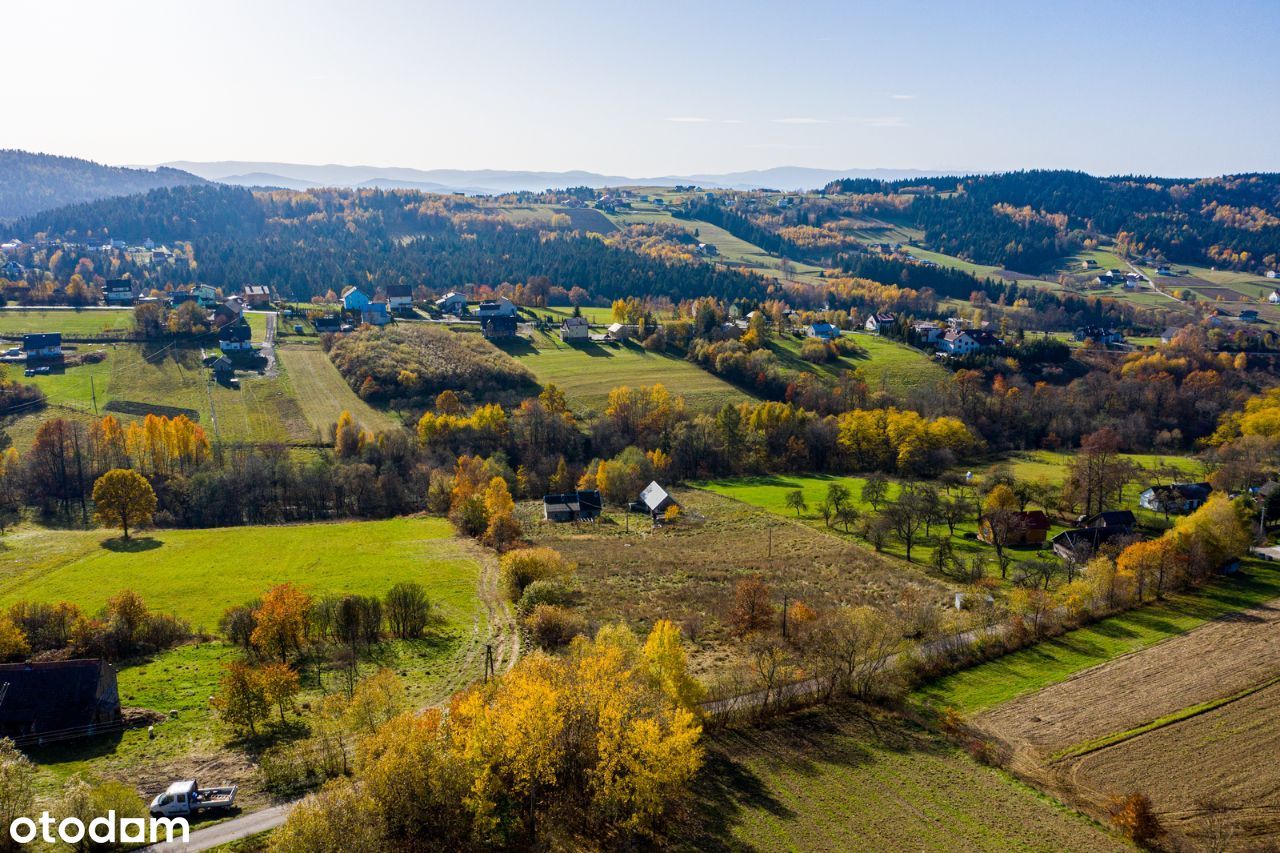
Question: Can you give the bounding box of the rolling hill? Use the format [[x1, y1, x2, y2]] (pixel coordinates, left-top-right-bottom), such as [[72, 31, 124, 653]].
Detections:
[[0, 150, 206, 220]]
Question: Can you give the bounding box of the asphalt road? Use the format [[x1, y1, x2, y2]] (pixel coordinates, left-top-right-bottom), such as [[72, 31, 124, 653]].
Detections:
[[146, 802, 294, 852]]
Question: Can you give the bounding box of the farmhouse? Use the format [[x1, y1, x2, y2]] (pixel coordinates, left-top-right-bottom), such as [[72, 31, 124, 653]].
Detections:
[[0, 260, 23, 278], [435, 292, 467, 314], [606, 322, 639, 341], [632, 481, 678, 518], [218, 318, 253, 353], [0, 659, 121, 741], [241, 284, 272, 306], [313, 313, 342, 333], [361, 301, 391, 326], [386, 284, 413, 311], [542, 489, 603, 522], [1073, 326, 1124, 344], [103, 278, 137, 305], [807, 322, 841, 340], [1078, 510, 1136, 530], [1139, 482, 1212, 514], [1051, 525, 1136, 560], [211, 355, 235, 380], [978, 510, 1051, 545], [211, 296, 245, 327], [911, 322, 943, 343], [475, 296, 518, 318], [342, 286, 371, 312], [22, 333, 62, 359], [937, 328, 999, 356], [559, 315, 590, 341], [191, 284, 220, 308], [864, 313, 896, 334], [481, 315, 518, 339]]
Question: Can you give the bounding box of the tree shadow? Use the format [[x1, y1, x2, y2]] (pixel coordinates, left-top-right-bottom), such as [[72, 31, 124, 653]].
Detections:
[[101, 536, 163, 553]]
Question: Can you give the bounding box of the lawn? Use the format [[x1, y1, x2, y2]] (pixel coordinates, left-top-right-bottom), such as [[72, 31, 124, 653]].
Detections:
[[681, 703, 1124, 852], [0, 308, 137, 337], [769, 331, 949, 394], [275, 343, 402, 438], [510, 329, 752, 414], [912, 558, 1280, 714], [0, 516, 482, 630]]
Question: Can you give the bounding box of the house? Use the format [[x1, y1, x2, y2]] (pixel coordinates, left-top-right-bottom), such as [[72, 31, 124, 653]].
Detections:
[[22, 333, 62, 359], [242, 285, 272, 307], [542, 489, 603, 522], [1268, 290, 1280, 304], [361, 301, 391, 326], [435, 292, 467, 314], [1078, 510, 1136, 529], [341, 286, 371, 312], [559, 315, 590, 341], [715, 322, 743, 341], [1051, 525, 1137, 560], [1156, 265, 1174, 277], [475, 296, 518, 319], [807, 322, 841, 341], [1080, 259, 1097, 269], [218, 318, 253, 353], [1073, 326, 1124, 345], [632, 481, 678, 518], [606, 322, 639, 341], [1267, 270, 1279, 279], [211, 355, 235, 380], [911, 322, 943, 344], [191, 284, 220, 308], [1160, 326, 1188, 345], [1139, 482, 1212, 514], [313, 313, 343, 333], [864, 313, 896, 334], [481, 315, 518, 339], [1094, 273, 1123, 286], [0, 260, 23, 279], [937, 328, 1000, 356], [978, 510, 1051, 546], [103, 278, 137, 306], [386, 284, 413, 311], [0, 659, 121, 742], [0, 239, 23, 253], [211, 296, 245, 327]]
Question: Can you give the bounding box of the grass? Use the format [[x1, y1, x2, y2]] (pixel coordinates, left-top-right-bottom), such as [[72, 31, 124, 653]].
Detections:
[[274, 343, 401, 438], [0, 516, 481, 630], [912, 558, 1280, 714], [683, 703, 1124, 852], [769, 331, 949, 393], [510, 329, 752, 415], [0, 308, 137, 337]]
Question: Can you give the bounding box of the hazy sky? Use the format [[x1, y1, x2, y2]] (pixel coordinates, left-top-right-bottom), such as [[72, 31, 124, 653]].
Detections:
[[8, 0, 1279, 176]]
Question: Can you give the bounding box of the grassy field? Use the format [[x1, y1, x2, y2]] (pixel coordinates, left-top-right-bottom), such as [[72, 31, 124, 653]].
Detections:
[[529, 305, 617, 325], [912, 559, 1280, 714], [275, 343, 402, 437], [508, 329, 753, 415], [683, 703, 1124, 852], [769, 331, 949, 393], [0, 516, 481, 630], [0, 308, 137, 337]]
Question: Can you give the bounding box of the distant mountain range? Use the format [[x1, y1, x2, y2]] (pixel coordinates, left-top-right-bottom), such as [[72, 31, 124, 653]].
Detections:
[[157, 161, 960, 194], [0, 150, 206, 220]]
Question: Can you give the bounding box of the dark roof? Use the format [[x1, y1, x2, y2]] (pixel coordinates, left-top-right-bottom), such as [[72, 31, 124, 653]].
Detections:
[[386, 284, 412, 298], [104, 278, 134, 292], [0, 659, 120, 737], [1051, 525, 1135, 554], [1081, 510, 1136, 529], [22, 333, 60, 349], [212, 356, 234, 372], [1019, 510, 1052, 531], [218, 320, 251, 342], [1145, 482, 1212, 500]]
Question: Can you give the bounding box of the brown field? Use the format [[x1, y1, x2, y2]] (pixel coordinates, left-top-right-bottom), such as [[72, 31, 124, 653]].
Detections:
[[1190, 286, 1249, 301], [974, 595, 1280, 849], [521, 488, 961, 673]]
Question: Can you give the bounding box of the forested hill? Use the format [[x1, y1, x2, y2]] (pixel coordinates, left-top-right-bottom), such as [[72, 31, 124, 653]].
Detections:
[[17, 185, 772, 304], [823, 170, 1280, 272], [0, 150, 207, 220]]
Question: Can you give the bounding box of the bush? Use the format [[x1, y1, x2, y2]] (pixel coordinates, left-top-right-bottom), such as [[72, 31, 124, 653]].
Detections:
[[522, 604, 587, 649], [498, 547, 574, 601], [516, 579, 577, 614]]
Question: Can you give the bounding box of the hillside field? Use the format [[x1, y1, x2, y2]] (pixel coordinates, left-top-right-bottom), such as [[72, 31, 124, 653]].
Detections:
[[0, 307, 136, 337], [769, 331, 949, 393], [275, 342, 401, 437], [682, 703, 1124, 852], [510, 329, 753, 414]]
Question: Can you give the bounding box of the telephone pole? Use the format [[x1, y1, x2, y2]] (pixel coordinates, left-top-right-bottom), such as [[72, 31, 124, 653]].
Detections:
[[90, 375, 98, 415]]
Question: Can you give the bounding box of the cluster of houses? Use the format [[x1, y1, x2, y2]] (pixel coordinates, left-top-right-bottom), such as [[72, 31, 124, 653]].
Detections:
[[431, 293, 520, 339], [1091, 269, 1145, 289], [542, 481, 679, 523], [1073, 326, 1125, 345]]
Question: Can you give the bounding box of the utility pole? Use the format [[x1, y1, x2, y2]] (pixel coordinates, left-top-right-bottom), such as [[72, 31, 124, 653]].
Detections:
[[89, 375, 97, 415], [768, 526, 773, 561], [782, 594, 789, 639], [484, 643, 495, 683]]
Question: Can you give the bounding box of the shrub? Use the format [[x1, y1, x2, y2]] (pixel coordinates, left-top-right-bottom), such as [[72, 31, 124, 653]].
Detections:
[[498, 547, 574, 601], [516, 579, 577, 614], [522, 604, 587, 649]]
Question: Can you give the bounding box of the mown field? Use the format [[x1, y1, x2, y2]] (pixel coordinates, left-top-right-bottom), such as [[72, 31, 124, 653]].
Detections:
[[510, 329, 753, 415], [913, 559, 1280, 714], [0, 307, 136, 337], [769, 331, 949, 393], [681, 704, 1124, 852], [275, 342, 401, 437]]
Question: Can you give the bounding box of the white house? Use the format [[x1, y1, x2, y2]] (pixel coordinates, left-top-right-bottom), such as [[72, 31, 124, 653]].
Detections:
[[342, 286, 371, 312], [911, 322, 943, 343], [864, 313, 896, 334], [560, 315, 590, 341], [435, 292, 467, 314], [242, 285, 272, 306], [606, 322, 639, 340], [104, 279, 137, 305], [218, 319, 254, 353], [1268, 290, 1280, 304], [475, 296, 518, 318], [386, 284, 413, 311], [1267, 270, 1279, 279], [937, 328, 1000, 356]]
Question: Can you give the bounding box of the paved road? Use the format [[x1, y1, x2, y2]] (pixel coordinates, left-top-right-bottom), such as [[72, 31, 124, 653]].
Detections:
[[147, 802, 294, 852]]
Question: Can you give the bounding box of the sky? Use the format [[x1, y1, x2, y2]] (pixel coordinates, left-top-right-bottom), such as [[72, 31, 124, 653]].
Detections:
[[7, 0, 1280, 177]]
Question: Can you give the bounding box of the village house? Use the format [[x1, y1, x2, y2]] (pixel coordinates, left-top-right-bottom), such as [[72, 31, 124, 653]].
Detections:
[[241, 284, 272, 307], [1139, 482, 1212, 515], [1073, 326, 1124, 345], [476, 296, 518, 319], [559, 315, 590, 341], [191, 284, 221, 309], [480, 315, 518, 339], [212, 296, 245, 327], [218, 318, 253, 353], [22, 333, 62, 359], [937, 328, 999, 356], [911, 322, 943, 344], [386, 284, 414, 312], [361, 300, 391, 326], [807, 322, 841, 341], [978, 510, 1051, 546], [632, 481, 678, 519], [104, 278, 137, 306], [313, 313, 343, 333], [1160, 325, 1188, 345], [606, 322, 639, 341], [1077, 510, 1136, 530], [0, 659, 121, 742], [542, 489, 603, 522], [342, 286, 371, 312], [435, 292, 467, 314], [211, 355, 235, 382], [0, 260, 24, 279], [1051, 524, 1137, 561], [864, 313, 896, 334], [1268, 290, 1280, 304]]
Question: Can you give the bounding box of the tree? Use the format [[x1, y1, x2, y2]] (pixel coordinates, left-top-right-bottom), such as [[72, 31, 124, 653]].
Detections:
[[0, 617, 28, 662], [861, 475, 889, 511], [384, 582, 432, 639], [251, 583, 312, 663], [809, 606, 901, 699], [59, 775, 147, 851], [260, 662, 301, 725], [783, 489, 807, 517], [1109, 792, 1162, 846], [212, 661, 269, 737], [0, 739, 34, 849], [334, 410, 361, 458], [981, 506, 1026, 579], [886, 488, 928, 562], [641, 619, 704, 711], [91, 468, 156, 540], [272, 780, 387, 853], [728, 577, 774, 637]]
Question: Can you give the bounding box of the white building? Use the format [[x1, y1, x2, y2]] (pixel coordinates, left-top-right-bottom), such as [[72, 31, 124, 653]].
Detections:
[[560, 315, 590, 341]]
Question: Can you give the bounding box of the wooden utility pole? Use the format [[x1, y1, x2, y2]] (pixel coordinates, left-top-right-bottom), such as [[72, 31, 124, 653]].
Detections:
[[782, 594, 789, 639], [89, 375, 98, 415], [484, 643, 495, 682]]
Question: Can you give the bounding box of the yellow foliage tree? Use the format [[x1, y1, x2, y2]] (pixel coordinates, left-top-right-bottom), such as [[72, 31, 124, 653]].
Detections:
[[91, 468, 157, 540]]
